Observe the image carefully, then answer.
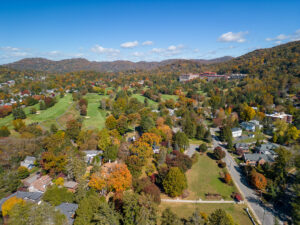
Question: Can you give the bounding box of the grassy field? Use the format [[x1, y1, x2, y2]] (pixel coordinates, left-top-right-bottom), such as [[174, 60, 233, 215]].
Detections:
[[161, 94, 179, 101], [131, 94, 158, 108], [186, 152, 237, 200], [82, 93, 107, 130], [159, 202, 252, 225], [0, 94, 73, 129]]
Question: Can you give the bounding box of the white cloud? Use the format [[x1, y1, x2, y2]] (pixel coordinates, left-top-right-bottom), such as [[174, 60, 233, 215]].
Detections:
[[151, 48, 164, 53], [218, 31, 248, 43], [142, 41, 153, 46], [266, 34, 288, 42], [132, 52, 144, 57], [121, 41, 139, 48], [0, 46, 20, 51], [91, 45, 120, 55], [291, 29, 300, 41]]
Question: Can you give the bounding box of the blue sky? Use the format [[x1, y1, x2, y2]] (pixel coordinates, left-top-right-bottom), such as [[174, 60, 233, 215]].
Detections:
[[0, 0, 299, 63]]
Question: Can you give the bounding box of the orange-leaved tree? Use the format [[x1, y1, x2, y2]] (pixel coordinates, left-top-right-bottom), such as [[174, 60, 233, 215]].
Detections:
[[88, 173, 106, 191], [2, 196, 25, 216], [107, 164, 132, 192], [251, 171, 267, 190]]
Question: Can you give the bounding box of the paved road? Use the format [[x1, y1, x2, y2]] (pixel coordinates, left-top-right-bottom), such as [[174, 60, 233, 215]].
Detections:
[[210, 128, 281, 225]]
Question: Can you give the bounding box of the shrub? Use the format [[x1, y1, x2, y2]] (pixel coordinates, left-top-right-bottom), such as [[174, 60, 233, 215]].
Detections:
[[224, 172, 232, 184], [163, 167, 187, 197], [17, 166, 30, 179], [214, 147, 225, 160], [30, 108, 37, 114], [199, 143, 207, 153], [218, 161, 226, 168], [0, 126, 10, 137]]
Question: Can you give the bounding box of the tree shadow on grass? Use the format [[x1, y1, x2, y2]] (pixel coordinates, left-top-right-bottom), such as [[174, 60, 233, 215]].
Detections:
[[207, 152, 217, 160]]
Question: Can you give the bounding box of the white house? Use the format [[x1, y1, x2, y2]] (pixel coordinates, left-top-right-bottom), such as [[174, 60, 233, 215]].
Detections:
[[231, 127, 242, 138], [20, 156, 36, 169], [83, 150, 103, 164]]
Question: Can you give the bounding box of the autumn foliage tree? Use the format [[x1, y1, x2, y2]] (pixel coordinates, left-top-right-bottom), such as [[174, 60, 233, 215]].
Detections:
[[251, 171, 267, 190], [224, 172, 232, 185], [88, 173, 106, 191], [2, 196, 25, 216], [106, 164, 132, 192]]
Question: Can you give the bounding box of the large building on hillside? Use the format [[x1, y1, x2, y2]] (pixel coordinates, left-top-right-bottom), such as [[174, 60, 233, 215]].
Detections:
[[266, 112, 293, 123], [179, 74, 199, 82]]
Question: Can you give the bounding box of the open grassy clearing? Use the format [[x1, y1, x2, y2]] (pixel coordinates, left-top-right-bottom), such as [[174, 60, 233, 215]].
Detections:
[[161, 94, 179, 101], [186, 152, 238, 200], [82, 93, 107, 130], [131, 94, 158, 108], [159, 202, 252, 225], [0, 94, 72, 129]]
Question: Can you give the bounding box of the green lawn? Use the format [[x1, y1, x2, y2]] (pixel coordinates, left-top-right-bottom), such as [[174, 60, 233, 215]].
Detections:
[[131, 94, 158, 108], [82, 93, 107, 130], [0, 94, 73, 129], [159, 202, 252, 225], [161, 94, 179, 101], [186, 152, 238, 200]]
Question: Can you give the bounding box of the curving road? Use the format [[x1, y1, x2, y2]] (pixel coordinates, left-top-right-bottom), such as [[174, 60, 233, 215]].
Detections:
[[210, 128, 283, 225]]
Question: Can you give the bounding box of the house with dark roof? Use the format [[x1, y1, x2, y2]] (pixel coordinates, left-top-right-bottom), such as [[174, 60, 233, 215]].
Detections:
[[56, 203, 78, 224], [255, 143, 278, 156], [0, 191, 43, 212], [243, 153, 275, 166], [235, 143, 250, 156]]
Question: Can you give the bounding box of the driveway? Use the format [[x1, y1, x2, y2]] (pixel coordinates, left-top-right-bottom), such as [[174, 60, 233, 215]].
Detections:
[[185, 144, 198, 157], [210, 128, 284, 225]]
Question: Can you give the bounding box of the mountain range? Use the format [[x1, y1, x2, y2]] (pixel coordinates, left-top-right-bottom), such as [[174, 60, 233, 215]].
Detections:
[[3, 56, 233, 73]]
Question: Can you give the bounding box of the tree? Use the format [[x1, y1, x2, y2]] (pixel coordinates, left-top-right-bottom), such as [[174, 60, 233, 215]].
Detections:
[[161, 208, 182, 225], [41, 152, 67, 175], [66, 119, 82, 140], [196, 125, 206, 140], [50, 124, 58, 134], [240, 105, 256, 121], [105, 115, 117, 130], [129, 140, 153, 164], [251, 171, 267, 190], [183, 117, 196, 138], [142, 182, 161, 204], [66, 149, 86, 181], [140, 132, 162, 146], [214, 147, 225, 160], [224, 172, 232, 184], [12, 119, 25, 132], [88, 173, 106, 191], [163, 167, 187, 197], [125, 155, 144, 178], [17, 166, 29, 179], [8, 202, 67, 225], [116, 115, 128, 135], [1, 196, 25, 216], [140, 116, 155, 133], [186, 210, 204, 225], [98, 128, 112, 151], [92, 201, 120, 225], [199, 143, 207, 153], [42, 185, 74, 206], [106, 164, 132, 192], [103, 145, 118, 162], [122, 192, 158, 225], [12, 107, 26, 120], [0, 126, 10, 137], [74, 194, 105, 225], [208, 209, 235, 225], [174, 132, 189, 151]]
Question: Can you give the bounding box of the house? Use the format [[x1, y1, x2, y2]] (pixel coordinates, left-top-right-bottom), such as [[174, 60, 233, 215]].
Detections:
[[20, 156, 36, 169], [152, 144, 160, 154], [240, 122, 256, 132], [0, 191, 43, 212], [56, 203, 78, 224], [83, 150, 103, 164], [22, 173, 40, 188], [231, 127, 242, 138], [63, 181, 78, 193], [255, 143, 278, 156], [235, 143, 250, 156], [244, 153, 275, 166], [179, 74, 199, 82], [29, 175, 52, 192], [266, 112, 293, 123]]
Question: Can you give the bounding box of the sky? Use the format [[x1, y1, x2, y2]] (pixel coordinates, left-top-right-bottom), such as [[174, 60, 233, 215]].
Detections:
[[0, 0, 300, 64]]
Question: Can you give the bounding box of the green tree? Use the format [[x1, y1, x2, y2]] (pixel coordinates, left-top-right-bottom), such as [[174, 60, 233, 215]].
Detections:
[[42, 185, 74, 206], [163, 167, 187, 197], [0, 126, 10, 137], [66, 119, 82, 140], [98, 128, 112, 151], [183, 117, 196, 138], [174, 131, 189, 151], [140, 116, 155, 133], [161, 208, 183, 225], [103, 145, 119, 162], [92, 201, 120, 225], [208, 209, 235, 225], [195, 125, 206, 140]]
